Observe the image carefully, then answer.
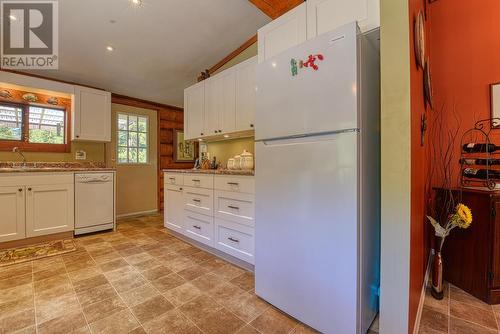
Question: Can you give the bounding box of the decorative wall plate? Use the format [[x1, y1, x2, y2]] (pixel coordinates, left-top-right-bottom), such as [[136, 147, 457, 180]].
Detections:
[[414, 11, 425, 70], [0, 90, 12, 99], [424, 60, 434, 110], [47, 97, 59, 105], [22, 93, 38, 102]]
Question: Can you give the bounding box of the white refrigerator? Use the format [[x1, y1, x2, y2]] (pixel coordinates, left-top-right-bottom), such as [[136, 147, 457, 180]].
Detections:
[[255, 22, 380, 334]]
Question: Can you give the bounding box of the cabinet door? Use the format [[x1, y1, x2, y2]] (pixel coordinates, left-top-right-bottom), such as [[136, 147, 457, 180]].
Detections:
[[26, 184, 74, 237], [73, 86, 111, 142], [184, 81, 205, 140], [0, 186, 25, 242], [235, 57, 257, 131], [257, 3, 307, 63], [164, 185, 184, 234], [306, 0, 380, 38], [205, 69, 236, 135]]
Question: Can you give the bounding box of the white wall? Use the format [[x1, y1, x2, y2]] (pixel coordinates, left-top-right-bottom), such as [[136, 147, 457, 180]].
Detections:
[[380, 0, 411, 333]]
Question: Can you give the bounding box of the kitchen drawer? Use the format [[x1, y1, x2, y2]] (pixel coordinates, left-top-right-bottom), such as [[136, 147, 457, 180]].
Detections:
[[215, 218, 254, 264], [164, 173, 183, 186], [184, 211, 214, 247], [183, 174, 213, 189], [214, 175, 254, 194], [214, 190, 254, 227], [183, 186, 213, 216]]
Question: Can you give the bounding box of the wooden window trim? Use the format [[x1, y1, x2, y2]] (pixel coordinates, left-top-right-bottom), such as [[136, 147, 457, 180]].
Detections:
[[0, 100, 71, 153]]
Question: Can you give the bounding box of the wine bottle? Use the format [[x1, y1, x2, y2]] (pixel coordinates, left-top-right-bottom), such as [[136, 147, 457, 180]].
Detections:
[[462, 143, 500, 153], [463, 168, 500, 180], [460, 158, 500, 165]]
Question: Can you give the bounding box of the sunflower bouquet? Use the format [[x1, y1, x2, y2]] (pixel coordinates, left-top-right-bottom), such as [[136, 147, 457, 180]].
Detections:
[[427, 203, 473, 251]]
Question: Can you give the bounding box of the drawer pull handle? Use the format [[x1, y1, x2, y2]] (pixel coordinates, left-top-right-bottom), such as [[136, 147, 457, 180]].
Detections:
[[192, 179, 201, 182], [228, 205, 240, 210], [228, 237, 240, 243], [192, 199, 201, 203], [169, 177, 175, 180], [193, 225, 201, 230], [227, 182, 239, 186]]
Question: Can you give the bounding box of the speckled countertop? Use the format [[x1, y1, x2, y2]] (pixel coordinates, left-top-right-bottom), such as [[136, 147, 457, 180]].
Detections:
[[0, 162, 116, 173], [164, 169, 254, 176]]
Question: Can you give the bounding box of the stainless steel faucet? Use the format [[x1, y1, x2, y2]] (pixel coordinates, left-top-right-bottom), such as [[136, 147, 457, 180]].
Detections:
[[12, 147, 27, 166]]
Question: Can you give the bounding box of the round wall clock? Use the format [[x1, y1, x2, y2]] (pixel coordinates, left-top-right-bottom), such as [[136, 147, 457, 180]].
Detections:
[[414, 11, 425, 70]]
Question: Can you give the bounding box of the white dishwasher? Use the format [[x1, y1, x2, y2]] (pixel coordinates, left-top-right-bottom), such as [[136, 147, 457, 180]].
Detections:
[[75, 173, 115, 235]]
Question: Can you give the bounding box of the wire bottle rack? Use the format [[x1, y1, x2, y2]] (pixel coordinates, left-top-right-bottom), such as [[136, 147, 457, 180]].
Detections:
[[460, 118, 500, 190]]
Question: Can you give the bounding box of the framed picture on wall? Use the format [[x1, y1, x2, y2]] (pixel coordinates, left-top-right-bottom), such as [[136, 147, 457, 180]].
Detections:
[[173, 129, 198, 162], [491, 83, 500, 126]]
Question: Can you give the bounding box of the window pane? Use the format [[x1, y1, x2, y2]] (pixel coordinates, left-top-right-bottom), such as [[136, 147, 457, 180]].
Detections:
[[118, 131, 128, 146], [129, 147, 138, 163], [128, 132, 138, 147], [138, 148, 148, 164], [0, 104, 23, 140], [118, 114, 128, 130], [117, 113, 149, 164], [138, 117, 147, 132], [118, 147, 128, 163], [128, 116, 138, 131], [138, 133, 147, 148], [28, 107, 65, 144]]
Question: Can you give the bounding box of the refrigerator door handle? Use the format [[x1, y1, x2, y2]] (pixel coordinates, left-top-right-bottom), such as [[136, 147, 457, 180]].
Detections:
[[258, 128, 359, 146]]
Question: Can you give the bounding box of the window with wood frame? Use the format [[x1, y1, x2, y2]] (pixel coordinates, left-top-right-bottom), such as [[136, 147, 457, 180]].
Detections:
[[0, 88, 71, 153]]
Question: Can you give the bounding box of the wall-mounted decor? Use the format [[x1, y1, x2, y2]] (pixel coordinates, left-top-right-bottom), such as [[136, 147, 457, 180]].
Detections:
[[0, 90, 12, 99], [22, 93, 38, 103], [47, 97, 59, 105], [491, 84, 500, 124], [424, 60, 434, 110], [414, 11, 425, 70], [173, 129, 197, 162]]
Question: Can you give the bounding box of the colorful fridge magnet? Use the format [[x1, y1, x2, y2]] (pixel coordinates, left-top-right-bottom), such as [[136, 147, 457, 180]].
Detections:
[[291, 54, 325, 76]]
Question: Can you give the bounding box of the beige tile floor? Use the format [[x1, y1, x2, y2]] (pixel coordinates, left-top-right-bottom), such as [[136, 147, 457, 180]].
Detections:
[[0, 214, 386, 334], [0, 214, 324, 334], [419, 281, 500, 334]]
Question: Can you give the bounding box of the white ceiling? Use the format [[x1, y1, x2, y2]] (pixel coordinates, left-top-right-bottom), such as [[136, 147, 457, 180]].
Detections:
[[23, 0, 270, 107]]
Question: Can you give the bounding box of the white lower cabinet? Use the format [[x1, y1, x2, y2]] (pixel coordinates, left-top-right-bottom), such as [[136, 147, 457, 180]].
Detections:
[[26, 184, 74, 237], [0, 186, 26, 243], [163, 172, 255, 264], [164, 184, 185, 234], [215, 218, 255, 264], [0, 173, 75, 243], [184, 210, 214, 247]]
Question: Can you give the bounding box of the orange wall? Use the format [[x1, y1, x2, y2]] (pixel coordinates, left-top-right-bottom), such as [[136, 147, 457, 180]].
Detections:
[[409, 0, 429, 331], [429, 0, 500, 183]]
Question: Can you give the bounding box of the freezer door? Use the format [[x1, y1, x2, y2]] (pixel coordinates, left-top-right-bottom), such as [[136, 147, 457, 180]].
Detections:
[[255, 132, 359, 334], [256, 22, 358, 141]]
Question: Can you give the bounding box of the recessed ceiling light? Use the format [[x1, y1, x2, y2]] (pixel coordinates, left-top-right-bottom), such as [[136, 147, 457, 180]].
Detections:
[[271, 62, 277, 68], [198, 138, 203, 142], [9, 15, 17, 21], [131, 0, 142, 6], [106, 46, 114, 52], [223, 135, 230, 138]]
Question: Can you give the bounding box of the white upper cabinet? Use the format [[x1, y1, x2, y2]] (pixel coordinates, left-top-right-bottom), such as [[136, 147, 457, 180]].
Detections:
[[72, 86, 111, 142], [306, 0, 380, 38], [258, 3, 307, 63], [205, 69, 236, 136], [184, 81, 206, 140], [235, 56, 257, 131]]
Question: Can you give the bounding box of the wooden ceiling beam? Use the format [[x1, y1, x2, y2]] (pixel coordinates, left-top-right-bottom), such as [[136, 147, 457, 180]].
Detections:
[[249, 0, 304, 19], [208, 34, 257, 75]]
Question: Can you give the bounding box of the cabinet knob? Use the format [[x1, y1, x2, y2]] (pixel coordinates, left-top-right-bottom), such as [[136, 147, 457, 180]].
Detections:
[[250, 124, 254, 128], [76, 135, 80, 138], [214, 130, 217, 133], [28, 188, 32, 191], [200, 133, 204, 136], [18, 188, 22, 192]]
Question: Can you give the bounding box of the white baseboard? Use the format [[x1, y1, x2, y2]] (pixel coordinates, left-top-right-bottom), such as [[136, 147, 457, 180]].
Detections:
[[116, 209, 158, 219], [413, 250, 434, 334]]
